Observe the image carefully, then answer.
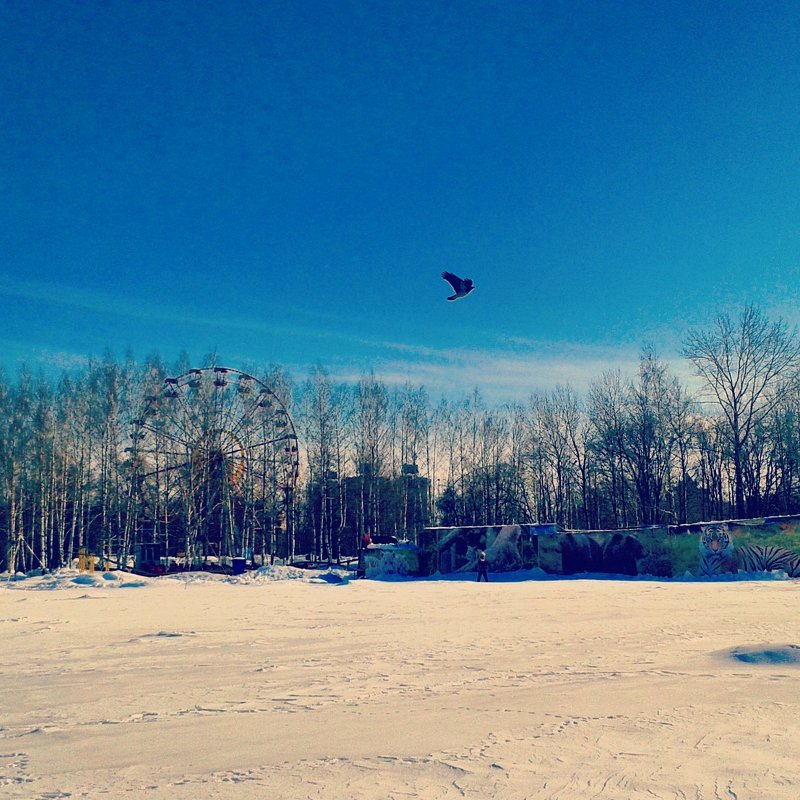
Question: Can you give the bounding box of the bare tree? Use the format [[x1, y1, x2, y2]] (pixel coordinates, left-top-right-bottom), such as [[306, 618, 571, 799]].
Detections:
[[475, 406, 511, 525], [683, 305, 800, 517], [587, 371, 631, 528], [395, 384, 431, 539], [664, 375, 699, 524], [623, 349, 675, 525], [299, 366, 349, 561], [352, 373, 390, 540], [534, 388, 580, 527]]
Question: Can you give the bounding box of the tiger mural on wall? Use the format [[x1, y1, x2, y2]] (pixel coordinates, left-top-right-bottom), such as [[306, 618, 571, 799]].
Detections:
[[698, 524, 735, 576], [735, 545, 800, 577], [699, 523, 800, 577]]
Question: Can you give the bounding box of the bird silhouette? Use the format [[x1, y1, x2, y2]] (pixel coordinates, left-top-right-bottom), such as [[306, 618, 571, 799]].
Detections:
[[441, 271, 474, 301]]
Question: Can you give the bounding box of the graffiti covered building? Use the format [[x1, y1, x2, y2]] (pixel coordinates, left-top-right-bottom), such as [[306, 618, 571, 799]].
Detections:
[[418, 516, 800, 578]]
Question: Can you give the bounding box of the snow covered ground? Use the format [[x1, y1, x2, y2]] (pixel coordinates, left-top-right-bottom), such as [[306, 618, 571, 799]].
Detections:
[[2, 567, 799, 799]]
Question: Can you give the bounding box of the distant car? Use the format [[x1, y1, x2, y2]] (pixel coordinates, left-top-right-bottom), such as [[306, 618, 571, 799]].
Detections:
[[289, 559, 318, 570], [369, 535, 398, 545]]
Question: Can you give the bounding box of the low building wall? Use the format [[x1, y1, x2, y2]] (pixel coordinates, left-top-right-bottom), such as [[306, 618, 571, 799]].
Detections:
[[361, 543, 420, 578], [418, 516, 800, 578]]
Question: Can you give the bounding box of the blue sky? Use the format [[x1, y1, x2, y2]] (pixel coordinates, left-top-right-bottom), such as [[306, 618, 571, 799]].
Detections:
[[2, 1, 799, 400]]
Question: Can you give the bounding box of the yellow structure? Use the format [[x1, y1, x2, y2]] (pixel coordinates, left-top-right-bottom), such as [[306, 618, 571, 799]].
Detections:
[[78, 547, 96, 572]]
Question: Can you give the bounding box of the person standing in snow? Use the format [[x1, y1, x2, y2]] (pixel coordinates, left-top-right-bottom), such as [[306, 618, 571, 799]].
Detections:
[[477, 550, 489, 582]]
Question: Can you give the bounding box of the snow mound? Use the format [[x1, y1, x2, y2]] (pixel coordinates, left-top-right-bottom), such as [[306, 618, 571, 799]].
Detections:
[[164, 564, 352, 585], [308, 569, 349, 585], [2, 569, 153, 591], [248, 564, 350, 584], [3, 564, 353, 591], [251, 564, 317, 582]]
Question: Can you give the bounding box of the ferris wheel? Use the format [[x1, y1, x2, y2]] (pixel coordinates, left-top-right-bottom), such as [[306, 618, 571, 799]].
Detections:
[[127, 367, 299, 565]]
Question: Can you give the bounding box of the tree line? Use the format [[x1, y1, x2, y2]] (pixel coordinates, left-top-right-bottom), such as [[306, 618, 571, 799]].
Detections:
[[3, 305, 800, 573]]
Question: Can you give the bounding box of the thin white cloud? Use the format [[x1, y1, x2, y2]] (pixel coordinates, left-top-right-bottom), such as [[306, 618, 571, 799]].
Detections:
[[0, 276, 350, 342], [318, 344, 648, 402], [0, 339, 91, 373], [0, 276, 710, 402]]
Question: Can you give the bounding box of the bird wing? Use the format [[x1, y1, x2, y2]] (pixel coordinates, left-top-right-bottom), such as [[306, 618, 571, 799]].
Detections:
[[441, 271, 464, 292]]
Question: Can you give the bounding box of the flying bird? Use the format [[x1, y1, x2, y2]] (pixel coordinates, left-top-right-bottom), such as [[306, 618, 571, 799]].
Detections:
[[441, 271, 474, 301]]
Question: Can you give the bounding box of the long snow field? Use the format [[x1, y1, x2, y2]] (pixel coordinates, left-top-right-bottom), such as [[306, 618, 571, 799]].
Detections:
[[2, 567, 799, 799]]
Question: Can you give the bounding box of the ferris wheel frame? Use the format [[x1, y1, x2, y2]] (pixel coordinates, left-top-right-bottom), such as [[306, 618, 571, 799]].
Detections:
[[126, 367, 300, 567]]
